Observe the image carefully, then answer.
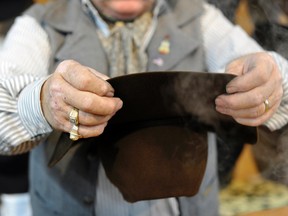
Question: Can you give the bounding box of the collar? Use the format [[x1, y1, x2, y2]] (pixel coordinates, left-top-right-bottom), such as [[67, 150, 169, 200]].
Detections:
[[81, 0, 164, 37]]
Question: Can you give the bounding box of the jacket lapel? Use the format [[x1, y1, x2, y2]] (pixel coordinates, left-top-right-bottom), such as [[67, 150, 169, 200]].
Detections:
[[43, 0, 204, 74], [44, 0, 109, 75], [147, 0, 204, 71]]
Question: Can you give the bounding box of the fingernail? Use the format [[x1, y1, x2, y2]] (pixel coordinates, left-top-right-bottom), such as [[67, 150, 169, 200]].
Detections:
[[226, 85, 237, 94], [215, 97, 223, 106], [215, 106, 224, 113], [106, 91, 114, 97], [117, 100, 123, 110]]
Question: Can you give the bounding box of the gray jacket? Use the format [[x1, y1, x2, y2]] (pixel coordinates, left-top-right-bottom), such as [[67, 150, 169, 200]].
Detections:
[[26, 0, 219, 215]]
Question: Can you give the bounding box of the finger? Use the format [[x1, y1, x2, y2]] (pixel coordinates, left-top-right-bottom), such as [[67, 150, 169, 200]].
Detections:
[[87, 67, 110, 81], [64, 105, 114, 136], [216, 94, 275, 119], [78, 111, 114, 126], [66, 90, 123, 116], [65, 111, 112, 138], [215, 82, 274, 110], [54, 76, 122, 116], [216, 103, 265, 119], [77, 122, 108, 138], [57, 60, 115, 97], [64, 106, 115, 126], [216, 89, 282, 126], [233, 99, 281, 126], [225, 68, 270, 94], [225, 53, 276, 94], [47, 73, 123, 116]]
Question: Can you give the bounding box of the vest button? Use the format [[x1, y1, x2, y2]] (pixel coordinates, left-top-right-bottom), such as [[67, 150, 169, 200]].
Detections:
[[83, 195, 94, 205]]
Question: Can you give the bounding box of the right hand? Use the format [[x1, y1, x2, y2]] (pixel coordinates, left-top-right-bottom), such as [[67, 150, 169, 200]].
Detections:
[[40, 60, 123, 138]]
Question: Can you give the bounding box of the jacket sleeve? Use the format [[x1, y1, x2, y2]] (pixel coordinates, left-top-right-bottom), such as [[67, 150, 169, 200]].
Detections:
[[202, 3, 288, 131], [203, 2, 288, 185], [0, 15, 52, 154]]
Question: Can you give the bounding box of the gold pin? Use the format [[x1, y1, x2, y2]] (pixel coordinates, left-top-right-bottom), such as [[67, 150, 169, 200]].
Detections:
[[158, 35, 170, 55], [115, 21, 124, 28]]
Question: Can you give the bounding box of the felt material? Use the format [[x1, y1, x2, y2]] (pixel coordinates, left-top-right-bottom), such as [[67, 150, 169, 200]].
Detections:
[[48, 71, 257, 202]]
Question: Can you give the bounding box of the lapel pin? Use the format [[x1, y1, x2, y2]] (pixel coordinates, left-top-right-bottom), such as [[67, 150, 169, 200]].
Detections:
[[152, 57, 164, 67], [158, 35, 170, 55]]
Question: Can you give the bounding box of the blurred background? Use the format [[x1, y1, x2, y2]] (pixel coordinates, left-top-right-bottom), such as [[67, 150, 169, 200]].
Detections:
[[209, 1, 288, 216], [0, 1, 34, 216]]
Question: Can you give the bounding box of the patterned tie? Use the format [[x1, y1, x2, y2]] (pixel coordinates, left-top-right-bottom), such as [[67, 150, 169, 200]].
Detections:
[[98, 12, 152, 77]]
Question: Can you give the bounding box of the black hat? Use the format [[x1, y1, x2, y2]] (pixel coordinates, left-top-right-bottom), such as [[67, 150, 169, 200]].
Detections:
[[49, 71, 257, 202]]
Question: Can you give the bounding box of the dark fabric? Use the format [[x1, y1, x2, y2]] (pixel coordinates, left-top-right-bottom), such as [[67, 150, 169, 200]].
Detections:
[[0, 153, 29, 194], [252, 124, 288, 185], [216, 136, 244, 187], [248, 0, 288, 59], [0, 0, 33, 21], [98, 126, 208, 202], [253, 23, 288, 59]]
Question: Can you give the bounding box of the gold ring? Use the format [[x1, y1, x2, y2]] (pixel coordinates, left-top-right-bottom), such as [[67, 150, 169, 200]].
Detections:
[[264, 99, 270, 112], [69, 124, 81, 141], [69, 107, 79, 125], [69, 107, 81, 141]]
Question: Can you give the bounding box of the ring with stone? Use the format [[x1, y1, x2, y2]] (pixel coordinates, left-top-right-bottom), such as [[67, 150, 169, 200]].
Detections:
[[68, 107, 81, 141], [69, 124, 81, 141], [69, 107, 79, 125], [264, 99, 270, 112]]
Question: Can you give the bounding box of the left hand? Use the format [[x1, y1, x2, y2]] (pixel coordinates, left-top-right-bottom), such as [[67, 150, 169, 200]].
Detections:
[[215, 52, 283, 126]]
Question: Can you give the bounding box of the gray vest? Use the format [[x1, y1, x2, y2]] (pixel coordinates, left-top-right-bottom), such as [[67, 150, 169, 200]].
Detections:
[[26, 0, 219, 215]]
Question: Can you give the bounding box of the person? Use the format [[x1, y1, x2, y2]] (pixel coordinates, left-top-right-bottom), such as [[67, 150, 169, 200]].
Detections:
[[0, 0, 288, 215]]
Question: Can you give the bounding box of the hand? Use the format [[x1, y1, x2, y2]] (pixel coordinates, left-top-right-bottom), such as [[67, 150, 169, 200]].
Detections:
[[215, 52, 283, 126], [41, 60, 123, 138]]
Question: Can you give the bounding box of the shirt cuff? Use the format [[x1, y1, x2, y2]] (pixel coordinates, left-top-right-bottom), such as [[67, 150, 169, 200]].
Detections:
[[18, 77, 52, 137], [264, 52, 288, 131]]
